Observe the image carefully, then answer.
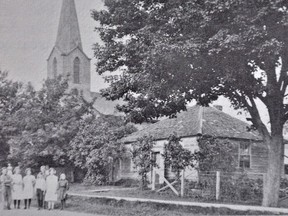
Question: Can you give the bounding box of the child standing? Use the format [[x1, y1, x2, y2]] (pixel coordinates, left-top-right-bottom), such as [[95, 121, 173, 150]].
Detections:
[[58, 173, 69, 210], [35, 172, 46, 210], [22, 168, 35, 209]]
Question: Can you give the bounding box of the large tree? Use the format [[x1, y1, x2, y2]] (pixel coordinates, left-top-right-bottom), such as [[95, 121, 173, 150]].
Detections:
[[0, 71, 22, 166], [8, 76, 95, 169], [69, 115, 136, 184], [93, 0, 288, 206]]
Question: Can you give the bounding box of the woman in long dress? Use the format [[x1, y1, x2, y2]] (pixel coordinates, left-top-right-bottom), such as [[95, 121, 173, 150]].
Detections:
[[12, 167, 23, 209], [45, 168, 58, 210], [22, 168, 35, 209]]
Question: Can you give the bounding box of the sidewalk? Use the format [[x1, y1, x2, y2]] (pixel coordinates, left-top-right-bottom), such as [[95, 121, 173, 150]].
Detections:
[[69, 192, 288, 214]]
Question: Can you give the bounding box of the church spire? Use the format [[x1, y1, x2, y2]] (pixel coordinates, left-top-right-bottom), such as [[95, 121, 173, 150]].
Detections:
[[55, 0, 83, 53]]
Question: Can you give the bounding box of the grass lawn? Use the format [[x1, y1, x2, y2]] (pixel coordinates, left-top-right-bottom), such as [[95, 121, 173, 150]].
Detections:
[[65, 196, 278, 216], [66, 184, 282, 215], [69, 183, 261, 206]]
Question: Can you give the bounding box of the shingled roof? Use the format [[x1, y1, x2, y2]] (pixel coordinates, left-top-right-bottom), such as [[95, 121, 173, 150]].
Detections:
[[123, 105, 262, 143]]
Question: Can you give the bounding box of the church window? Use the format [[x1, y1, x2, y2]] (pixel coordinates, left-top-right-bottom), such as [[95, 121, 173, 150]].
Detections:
[[53, 58, 57, 78], [73, 57, 80, 84]]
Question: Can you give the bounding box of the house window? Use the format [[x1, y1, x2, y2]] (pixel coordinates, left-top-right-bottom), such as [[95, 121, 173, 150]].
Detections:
[[73, 57, 80, 84], [53, 58, 57, 78], [239, 142, 251, 168]]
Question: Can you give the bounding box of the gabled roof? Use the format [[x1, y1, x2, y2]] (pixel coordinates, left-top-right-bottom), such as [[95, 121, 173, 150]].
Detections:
[[65, 46, 91, 60], [55, 0, 82, 54], [123, 105, 262, 143]]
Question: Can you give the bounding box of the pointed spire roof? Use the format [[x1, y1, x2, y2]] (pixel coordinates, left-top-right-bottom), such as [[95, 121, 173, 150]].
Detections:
[[55, 0, 83, 53]]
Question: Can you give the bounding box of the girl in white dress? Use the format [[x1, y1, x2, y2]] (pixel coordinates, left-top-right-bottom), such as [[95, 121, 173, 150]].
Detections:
[[12, 167, 23, 209], [23, 168, 35, 209], [45, 168, 58, 210]]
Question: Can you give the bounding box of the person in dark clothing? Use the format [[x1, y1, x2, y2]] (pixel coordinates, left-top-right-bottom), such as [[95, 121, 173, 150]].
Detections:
[[58, 173, 69, 210], [0, 167, 13, 210], [35, 172, 46, 210]]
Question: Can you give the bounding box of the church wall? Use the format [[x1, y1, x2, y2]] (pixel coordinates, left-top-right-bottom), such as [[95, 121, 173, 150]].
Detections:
[[47, 48, 64, 79], [63, 48, 91, 96]]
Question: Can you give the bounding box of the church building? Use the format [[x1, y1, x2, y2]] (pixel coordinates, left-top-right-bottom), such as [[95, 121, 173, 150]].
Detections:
[[47, 0, 119, 115]]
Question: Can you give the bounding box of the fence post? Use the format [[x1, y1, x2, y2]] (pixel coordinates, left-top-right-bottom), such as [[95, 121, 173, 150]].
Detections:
[[216, 171, 220, 200], [181, 169, 185, 197], [152, 167, 156, 191]]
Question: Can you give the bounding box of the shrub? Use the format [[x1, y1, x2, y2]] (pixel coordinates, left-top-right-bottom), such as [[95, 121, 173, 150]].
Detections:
[[220, 173, 263, 204], [163, 134, 196, 179], [131, 136, 157, 190], [196, 137, 238, 173]]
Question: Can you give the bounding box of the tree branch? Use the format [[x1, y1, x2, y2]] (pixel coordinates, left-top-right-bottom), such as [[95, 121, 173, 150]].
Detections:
[[257, 94, 268, 106], [245, 95, 271, 142]]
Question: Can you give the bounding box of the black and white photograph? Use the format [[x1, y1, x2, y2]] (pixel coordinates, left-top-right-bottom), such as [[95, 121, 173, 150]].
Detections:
[[1, 0, 288, 215]]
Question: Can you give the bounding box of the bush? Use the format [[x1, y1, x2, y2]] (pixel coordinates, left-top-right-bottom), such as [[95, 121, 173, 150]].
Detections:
[[197, 137, 237, 173], [220, 173, 263, 204], [279, 177, 288, 198], [131, 136, 156, 190]]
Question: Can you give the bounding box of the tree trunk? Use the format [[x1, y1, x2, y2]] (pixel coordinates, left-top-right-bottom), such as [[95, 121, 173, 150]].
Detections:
[[262, 134, 284, 207]]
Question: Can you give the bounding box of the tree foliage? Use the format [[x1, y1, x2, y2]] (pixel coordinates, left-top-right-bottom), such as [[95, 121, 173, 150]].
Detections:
[[163, 134, 196, 178], [93, 0, 288, 123], [131, 135, 156, 189], [69, 115, 136, 185], [196, 137, 237, 173], [0, 71, 23, 166], [93, 0, 288, 206], [8, 76, 95, 169]]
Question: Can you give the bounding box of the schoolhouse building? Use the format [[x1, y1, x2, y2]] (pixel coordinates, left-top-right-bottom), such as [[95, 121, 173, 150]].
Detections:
[[120, 105, 268, 184]]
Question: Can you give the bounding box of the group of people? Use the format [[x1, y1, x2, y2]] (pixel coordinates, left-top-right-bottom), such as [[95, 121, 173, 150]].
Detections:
[[0, 164, 69, 211]]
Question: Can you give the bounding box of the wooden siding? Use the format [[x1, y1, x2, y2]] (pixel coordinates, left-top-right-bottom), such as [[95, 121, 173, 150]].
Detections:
[[119, 138, 269, 182], [250, 142, 268, 173], [231, 139, 268, 174]]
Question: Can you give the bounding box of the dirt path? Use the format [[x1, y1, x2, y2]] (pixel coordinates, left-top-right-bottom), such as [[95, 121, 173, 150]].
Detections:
[[0, 207, 104, 216]]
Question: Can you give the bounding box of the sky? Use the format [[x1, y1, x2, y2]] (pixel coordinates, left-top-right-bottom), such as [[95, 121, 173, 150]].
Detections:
[[0, 0, 271, 127]]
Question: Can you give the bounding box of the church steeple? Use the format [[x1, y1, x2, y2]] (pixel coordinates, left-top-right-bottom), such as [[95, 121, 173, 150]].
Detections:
[[47, 0, 91, 98], [55, 0, 83, 53]]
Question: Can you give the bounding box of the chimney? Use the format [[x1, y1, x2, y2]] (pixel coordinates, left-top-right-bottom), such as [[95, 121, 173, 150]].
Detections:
[[213, 105, 223, 111]]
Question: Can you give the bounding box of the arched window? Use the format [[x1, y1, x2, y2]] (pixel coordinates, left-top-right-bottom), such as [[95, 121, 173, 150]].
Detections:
[[53, 58, 57, 78], [73, 57, 80, 84]]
